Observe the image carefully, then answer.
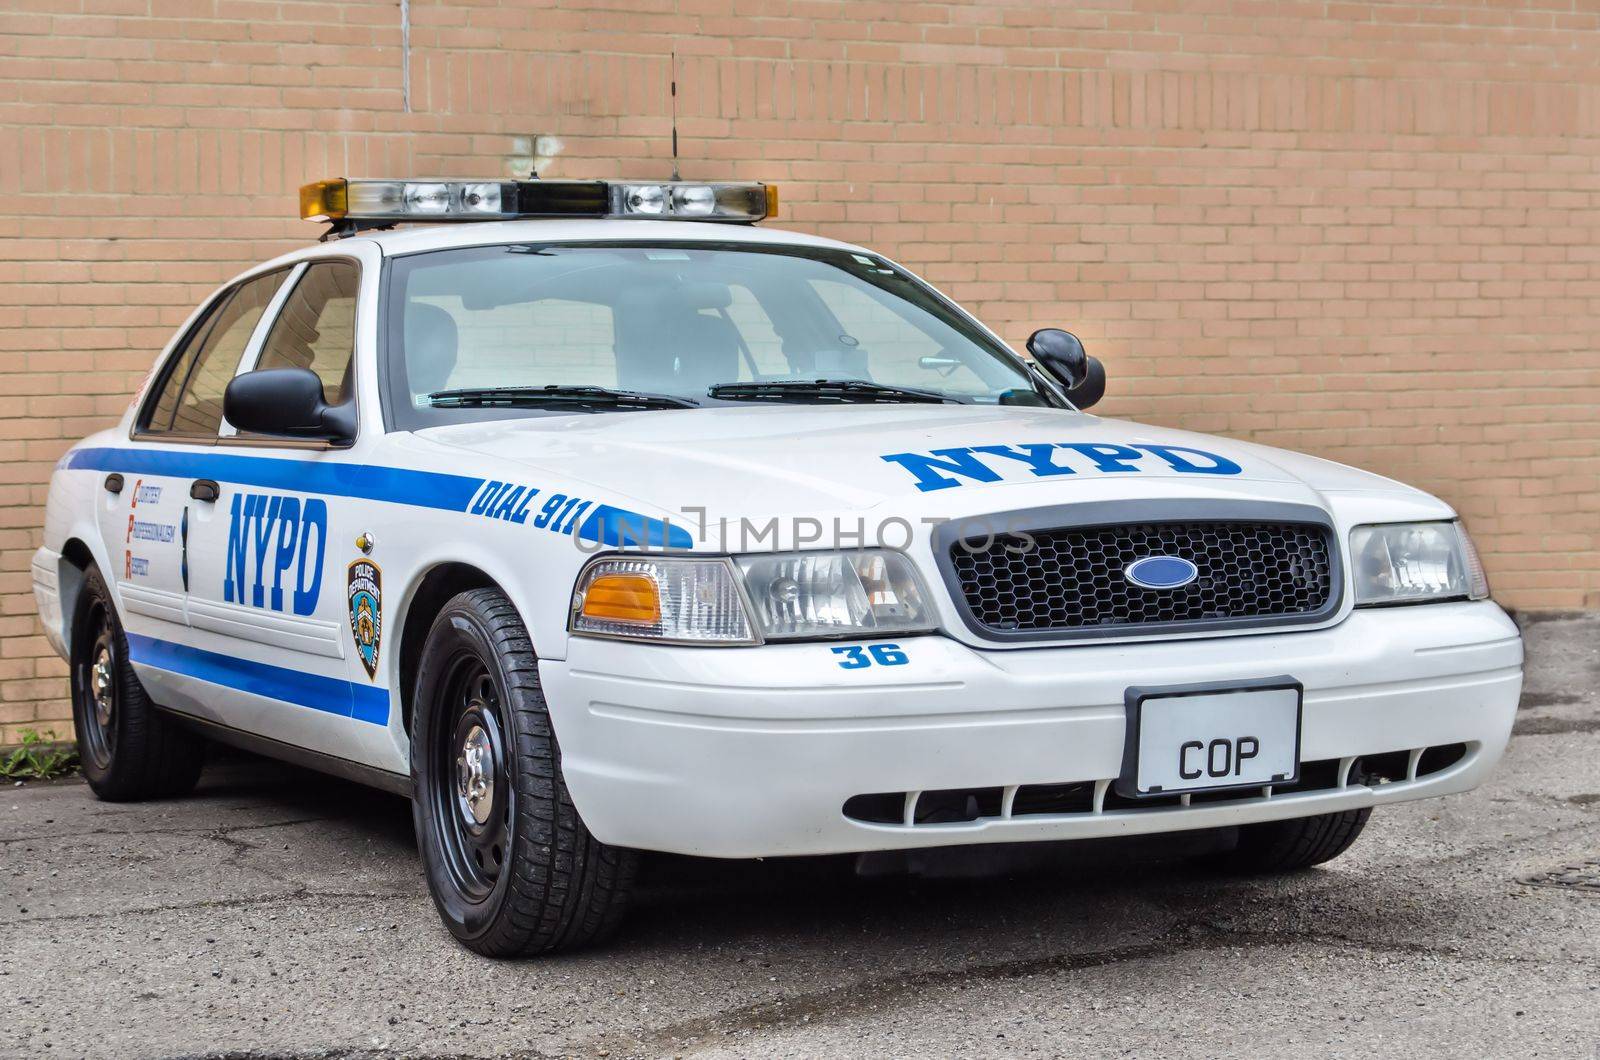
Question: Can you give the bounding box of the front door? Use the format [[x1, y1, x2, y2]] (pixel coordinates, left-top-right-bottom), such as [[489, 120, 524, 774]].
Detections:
[[179, 259, 383, 761]]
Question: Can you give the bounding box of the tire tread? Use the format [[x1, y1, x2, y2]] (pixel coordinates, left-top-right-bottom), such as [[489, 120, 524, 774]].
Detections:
[[1230, 807, 1371, 874], [75, 567, 205, 802], [415, 588, 636, 957]]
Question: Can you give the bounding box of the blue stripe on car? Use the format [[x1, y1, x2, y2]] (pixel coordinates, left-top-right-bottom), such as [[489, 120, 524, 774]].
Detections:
[[64, 447, 693, 549], [126, 632, 390, 725], [65, 447, 485, 512]]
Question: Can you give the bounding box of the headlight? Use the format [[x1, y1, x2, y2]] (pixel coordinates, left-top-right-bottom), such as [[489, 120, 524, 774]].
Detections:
[[735, 550, 936, 640], [1349, 522, 1490, 606], [569, 550, 936, 644], [570, 557, 757, 644]]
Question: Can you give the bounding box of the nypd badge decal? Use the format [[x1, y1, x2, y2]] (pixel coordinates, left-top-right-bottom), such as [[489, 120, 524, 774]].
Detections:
[[347, 559, 382, 680]]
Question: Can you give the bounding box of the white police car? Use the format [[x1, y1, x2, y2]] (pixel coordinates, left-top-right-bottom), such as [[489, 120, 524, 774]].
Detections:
[[32, 177, 1524, 956]]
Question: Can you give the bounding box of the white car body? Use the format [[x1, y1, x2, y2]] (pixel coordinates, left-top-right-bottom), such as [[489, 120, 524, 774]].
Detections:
[[32, 218, 1523, 859]]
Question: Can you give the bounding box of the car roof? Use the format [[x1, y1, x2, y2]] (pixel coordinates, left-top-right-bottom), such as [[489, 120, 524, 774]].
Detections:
[[212, 223, 889, 341], [243, 219, 875, 280], [364, 218, 868, 258]]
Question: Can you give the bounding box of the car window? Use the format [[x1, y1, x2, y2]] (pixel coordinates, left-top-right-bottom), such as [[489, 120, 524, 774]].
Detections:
[[384, 242, 1038, 428], [256, 260, 360, 403], [410, 295, 616, 392], [721, 285, 788, 378], [144, 269, 288, 436], [807, 278, 989, 392]]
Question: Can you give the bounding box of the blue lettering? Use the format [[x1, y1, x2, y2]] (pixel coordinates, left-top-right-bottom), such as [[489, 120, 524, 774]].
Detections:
[[224, 493, 251, 605], [1134, 444, 1242, 476], [249, 496, 282, 608], [473, 483, 505, 515], [469, 480, 502, 515], [972, 444, 1077, 479], [1057, 443, 1145, 473], [293, 499, 327, 617], [270, 496, 301, 612], [492, 485, 527, 521], [510, 489, 537, 524], [223, 491, 326, 615], [880, 448, 1003, 492], [533, 493, 568, 529]]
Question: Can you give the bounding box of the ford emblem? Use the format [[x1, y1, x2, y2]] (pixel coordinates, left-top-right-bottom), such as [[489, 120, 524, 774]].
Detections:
[[1124, 555, 1199, 590]]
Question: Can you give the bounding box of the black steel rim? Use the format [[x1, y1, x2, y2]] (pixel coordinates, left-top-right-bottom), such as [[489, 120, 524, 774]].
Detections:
[[429, 652, 513, 902], [75, 599, 116, 770]]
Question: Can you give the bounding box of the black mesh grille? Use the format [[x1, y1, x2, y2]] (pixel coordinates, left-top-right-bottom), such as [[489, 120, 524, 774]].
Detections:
[[949, 520, 1334, 635]]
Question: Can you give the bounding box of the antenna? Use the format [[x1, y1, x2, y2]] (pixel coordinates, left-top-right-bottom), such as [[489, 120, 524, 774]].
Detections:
[[670, 50, 680, 182]]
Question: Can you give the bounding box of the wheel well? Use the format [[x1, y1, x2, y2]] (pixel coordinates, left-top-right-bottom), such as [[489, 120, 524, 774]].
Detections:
[[398, 562, 496, 736], [62, 538, 93, 570], [57, 538, 96, 653]]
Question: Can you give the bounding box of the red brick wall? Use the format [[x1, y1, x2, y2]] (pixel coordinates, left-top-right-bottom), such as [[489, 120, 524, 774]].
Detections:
[[3, 0, 1597, 739]]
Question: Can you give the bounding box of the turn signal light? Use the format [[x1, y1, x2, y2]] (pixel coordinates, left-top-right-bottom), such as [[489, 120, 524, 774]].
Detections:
[[579, 573, 662, 625]]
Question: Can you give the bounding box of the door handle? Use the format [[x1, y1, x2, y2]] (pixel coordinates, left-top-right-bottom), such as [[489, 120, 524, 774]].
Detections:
[[104, 473, 124, 494], [190, 479, 220, 503]]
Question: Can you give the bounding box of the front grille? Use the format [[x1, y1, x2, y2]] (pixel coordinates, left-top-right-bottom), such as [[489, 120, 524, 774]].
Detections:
[[948, 519, 1334, 637], [841, 743, 1472, 827]]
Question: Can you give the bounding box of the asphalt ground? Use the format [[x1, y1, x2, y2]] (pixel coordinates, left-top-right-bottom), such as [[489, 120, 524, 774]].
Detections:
[[2, 613, 1597, 1059]]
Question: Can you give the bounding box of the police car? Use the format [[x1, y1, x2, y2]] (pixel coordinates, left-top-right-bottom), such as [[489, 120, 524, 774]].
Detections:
[[32, 177, 1524, 956]]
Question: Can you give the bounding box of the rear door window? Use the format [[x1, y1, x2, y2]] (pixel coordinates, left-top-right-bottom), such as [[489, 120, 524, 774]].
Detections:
[[141, 270, 288, 437]]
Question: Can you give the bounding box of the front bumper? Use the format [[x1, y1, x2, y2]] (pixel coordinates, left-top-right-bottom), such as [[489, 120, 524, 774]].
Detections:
[[540, 601, 1523, 858]]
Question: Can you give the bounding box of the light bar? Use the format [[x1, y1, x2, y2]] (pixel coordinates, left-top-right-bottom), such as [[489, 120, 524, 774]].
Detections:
[[300, 178, 777, 225]]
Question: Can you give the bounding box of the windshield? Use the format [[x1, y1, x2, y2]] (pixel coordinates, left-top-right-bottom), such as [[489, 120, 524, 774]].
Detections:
[[382, 241, 1047, 427]]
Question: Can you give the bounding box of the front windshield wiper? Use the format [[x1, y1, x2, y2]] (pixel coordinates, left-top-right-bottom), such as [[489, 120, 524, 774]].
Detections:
[[707, 379, 960, 405], [428, 385, 698, 411]]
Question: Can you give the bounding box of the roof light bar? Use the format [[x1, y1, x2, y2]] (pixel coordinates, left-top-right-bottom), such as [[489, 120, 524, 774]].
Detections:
[[300, 178, 777, 226]]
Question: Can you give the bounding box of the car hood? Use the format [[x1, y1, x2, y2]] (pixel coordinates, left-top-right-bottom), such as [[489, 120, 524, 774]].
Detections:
[[416, 404, 1431, 530]]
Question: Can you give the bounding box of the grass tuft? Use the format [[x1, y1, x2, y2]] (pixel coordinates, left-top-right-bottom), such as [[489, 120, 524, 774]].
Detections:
[[1, 729, 79, 782]]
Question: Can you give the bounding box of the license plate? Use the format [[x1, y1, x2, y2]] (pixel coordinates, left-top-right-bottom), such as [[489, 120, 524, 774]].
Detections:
[[1117, 680, 1302, 798]]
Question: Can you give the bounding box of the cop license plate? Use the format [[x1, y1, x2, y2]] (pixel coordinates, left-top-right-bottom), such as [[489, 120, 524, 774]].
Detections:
[[1119, 681, 1302, 798]]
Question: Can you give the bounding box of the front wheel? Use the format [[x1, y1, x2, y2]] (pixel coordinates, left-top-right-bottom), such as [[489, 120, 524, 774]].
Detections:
[[1226, 807, 1371, 874], [411, 588, 637, 957]]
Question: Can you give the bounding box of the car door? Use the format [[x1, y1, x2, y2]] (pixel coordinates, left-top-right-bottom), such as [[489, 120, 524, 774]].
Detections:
[[179, 257, 382, 760], [103, 268, 291, 665]]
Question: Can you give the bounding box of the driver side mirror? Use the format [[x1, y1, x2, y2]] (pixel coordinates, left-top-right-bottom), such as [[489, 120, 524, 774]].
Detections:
[[224, 367, 355, 445], [1027, 328, 1106, 410]]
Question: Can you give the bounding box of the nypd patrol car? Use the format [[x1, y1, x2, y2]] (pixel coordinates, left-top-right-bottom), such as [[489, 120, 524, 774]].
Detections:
[[31, 177, 1523, 956]]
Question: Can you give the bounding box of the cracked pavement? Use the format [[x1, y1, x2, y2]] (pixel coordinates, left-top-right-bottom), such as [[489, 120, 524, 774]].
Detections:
[[3, 614, 1597, 1059]]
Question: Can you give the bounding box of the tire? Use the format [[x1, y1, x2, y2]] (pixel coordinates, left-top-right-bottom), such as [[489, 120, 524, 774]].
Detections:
[[410, 587, 637, 957], [70, 565, 206, 801], [1227, 807, 1371, 874]]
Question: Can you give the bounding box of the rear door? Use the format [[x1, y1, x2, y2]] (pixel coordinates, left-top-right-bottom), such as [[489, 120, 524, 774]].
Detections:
[[104, 268, 290, 658]]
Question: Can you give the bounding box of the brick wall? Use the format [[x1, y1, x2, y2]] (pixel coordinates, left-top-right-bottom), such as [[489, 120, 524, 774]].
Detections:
[[3, 0, 1597, 740]]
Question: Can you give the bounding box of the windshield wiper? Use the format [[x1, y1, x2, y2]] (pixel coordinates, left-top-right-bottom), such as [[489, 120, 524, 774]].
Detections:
[[428, 385, 698, 411], [707, 379, 959, 404]]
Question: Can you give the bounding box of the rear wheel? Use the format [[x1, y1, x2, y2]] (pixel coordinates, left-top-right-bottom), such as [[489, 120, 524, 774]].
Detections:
[[411, 587, 637, 956], [1227, 807, 1371, 874], [70, 566, 205, 801]]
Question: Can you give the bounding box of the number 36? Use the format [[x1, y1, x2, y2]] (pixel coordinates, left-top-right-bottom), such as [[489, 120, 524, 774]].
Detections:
[[831, 643, 909, 669]]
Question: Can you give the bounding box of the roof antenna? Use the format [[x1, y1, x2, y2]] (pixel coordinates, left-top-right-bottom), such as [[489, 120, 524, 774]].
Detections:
[[670, 50, 681, 182]]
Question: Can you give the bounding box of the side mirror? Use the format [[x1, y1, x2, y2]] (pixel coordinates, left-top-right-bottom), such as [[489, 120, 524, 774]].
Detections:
[[1027, 328, 1106, 410], [224, 367, 355, 444]]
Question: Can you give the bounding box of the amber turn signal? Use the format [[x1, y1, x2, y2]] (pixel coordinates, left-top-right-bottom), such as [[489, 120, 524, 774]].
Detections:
[[579, 572, 662, 625]]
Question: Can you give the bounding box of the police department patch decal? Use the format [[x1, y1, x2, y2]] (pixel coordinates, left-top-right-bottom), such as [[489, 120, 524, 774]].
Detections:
[[348, 560, 382, 680]]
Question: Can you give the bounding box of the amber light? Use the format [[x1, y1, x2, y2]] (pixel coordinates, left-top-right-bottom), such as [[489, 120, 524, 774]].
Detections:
[[580, 573, 661, 625], [300, 178, 348, 221]]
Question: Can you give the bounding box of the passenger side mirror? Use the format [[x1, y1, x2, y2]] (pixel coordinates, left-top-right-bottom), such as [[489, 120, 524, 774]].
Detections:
[[224, 367, 355, 444], [1027, 328, 1106, 410]]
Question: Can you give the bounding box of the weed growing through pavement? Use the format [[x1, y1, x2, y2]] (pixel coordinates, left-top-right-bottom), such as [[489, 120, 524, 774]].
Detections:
[[1, 728, 78, 781]]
